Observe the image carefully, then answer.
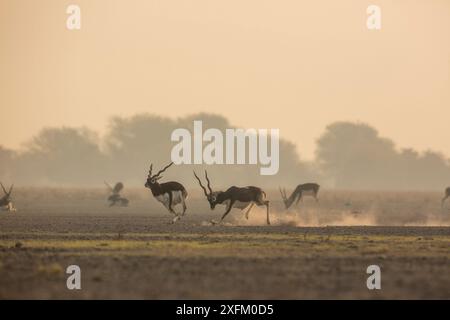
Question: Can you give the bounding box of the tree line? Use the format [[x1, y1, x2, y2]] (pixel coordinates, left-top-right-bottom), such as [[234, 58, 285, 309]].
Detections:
[[1, 113, 449, 190]]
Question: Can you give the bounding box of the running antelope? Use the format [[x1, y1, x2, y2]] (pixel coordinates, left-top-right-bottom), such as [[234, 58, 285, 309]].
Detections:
[[279, 183, 320, 209], [0, 182, 16, 212], [442, 187, 450, 207], [145, 162, 188, 223], [194, 170, 270, 225]]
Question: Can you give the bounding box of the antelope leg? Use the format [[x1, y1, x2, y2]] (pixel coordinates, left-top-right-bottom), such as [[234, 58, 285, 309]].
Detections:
[[295, 194, 302, 205], [244, 203, 255, 220], [442, 196, 449, 207], [168, 192, 175, 213], [171, 215, 181, 224], [220, 201, 234, 223], [181, 195, 187, 216]]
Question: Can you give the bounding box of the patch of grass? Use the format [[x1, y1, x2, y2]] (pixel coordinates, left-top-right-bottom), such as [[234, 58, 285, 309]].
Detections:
[[0, 232, 449, 260], [36, 262, 64, 276]]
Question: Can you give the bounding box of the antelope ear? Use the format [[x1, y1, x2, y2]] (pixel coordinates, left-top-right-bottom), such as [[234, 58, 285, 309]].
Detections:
[[156, 176, 163, 180]]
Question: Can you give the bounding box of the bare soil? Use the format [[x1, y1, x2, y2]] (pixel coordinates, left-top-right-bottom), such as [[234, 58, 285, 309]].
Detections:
[[0, 189, 449, 299]]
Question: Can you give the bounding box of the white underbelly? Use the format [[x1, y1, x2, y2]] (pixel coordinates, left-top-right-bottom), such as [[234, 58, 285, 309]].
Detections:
[[234, 201, 251, 209], [156, 191, 183, 206], [221, 200, 251, 210], [302, 190, 315, 196]]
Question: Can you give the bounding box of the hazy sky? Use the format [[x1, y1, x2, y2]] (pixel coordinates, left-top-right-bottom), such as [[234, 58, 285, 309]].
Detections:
[[1, 0, 449, 159]]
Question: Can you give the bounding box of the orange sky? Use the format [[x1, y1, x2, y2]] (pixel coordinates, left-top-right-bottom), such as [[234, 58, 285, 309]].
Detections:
[[0, 0, 449, 159]]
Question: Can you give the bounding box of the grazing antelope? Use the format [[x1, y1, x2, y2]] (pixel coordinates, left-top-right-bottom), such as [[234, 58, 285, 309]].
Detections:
[[145, 162, 188, 223], [0, 182, 16, 212], [279, 183, 320, 209], [194, 170, 270, 225], [104, 181, 129, 207], [442, 187, 450, 207]]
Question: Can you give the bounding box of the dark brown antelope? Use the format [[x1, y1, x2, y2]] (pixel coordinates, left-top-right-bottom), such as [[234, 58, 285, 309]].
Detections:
[[0, 182, 16, 212], [194, 170, 270, 225], [279, 183, 320, 209], [442, 187, 450, 207], [145, 162, 188, 223]]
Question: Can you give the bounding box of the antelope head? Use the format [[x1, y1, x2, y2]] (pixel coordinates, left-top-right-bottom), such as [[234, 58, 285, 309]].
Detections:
[[145, 162, 174, 188], [1, 182, 13, 201], [193, 170, 220, 210]]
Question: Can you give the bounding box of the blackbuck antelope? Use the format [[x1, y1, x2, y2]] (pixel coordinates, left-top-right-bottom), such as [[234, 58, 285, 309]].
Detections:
[[194, 170, 270, 225], [104, 181, 129, 207], [442, 187, 450, 207], [0, 182, 16, 212], [279, 183, 320, 209], [145, 162, 188, 223]]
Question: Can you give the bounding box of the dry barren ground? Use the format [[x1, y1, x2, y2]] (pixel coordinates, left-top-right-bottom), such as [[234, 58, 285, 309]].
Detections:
[[0, 189, 449, 299]]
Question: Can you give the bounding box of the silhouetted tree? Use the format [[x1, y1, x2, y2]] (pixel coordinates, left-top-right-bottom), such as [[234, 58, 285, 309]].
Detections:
[[103, 113, 311, 188], [3, 116, 449, 190], [17, 127, 106, 185], [316, 122, 450, 190], [0, 146, 16, 182]]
